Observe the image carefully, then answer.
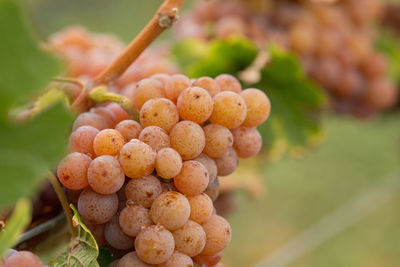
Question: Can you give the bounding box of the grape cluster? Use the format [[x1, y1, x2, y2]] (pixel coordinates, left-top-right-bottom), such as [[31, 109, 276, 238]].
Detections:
[[57, 73, 271, 266], [0, 250, 48, 267], [175, 0, 398, 118]]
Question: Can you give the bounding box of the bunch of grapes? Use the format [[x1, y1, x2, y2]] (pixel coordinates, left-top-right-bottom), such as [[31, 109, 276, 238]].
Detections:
[[175, 0, 398, 118], [57, 72, 271, 266]]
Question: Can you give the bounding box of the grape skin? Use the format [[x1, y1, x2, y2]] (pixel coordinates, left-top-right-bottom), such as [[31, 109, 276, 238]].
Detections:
[[117, 252, 152, 267], [188, 193, 214, 224], [87, 155, 125, 194], [164, 74, 191, 103], [115, 120, 142, 142], [139, 126, 170, 152], [85, 222, 106, 246], [72, 112, 109, 131], [119, 205, 153, 237], [69, 125, 99, 157], [192, 76, 220, 97], [57, 152, 91, 190], [231, 126, 262, 158], [215, 74, 242, 93], [150, 191, 191, 231], [125, 175, 162, 208], [3, 251, 42, 267], [214, 147, 238, 176], [135, 225, 175, 264], [90, 106, 117, 128], [194, 153, 218, 184], [170, 121, 205, 160], [172, 220, 206, 257], [177, 87, 213, 124], [139, 98, 179, 132], [240, 88, 271, 127], [78, 188, 118, 224], [200, 215, 232, 255], [119, 139, 156, 179], [107, 103, 131, 123], [174, 160, 209, 196], [151, 73, 170, 87], [209, 92, 247, 129], [132, 78, 165, 110], [93, 129, 125, 157], [203, 124, 233, 158], [105, 215, 135, 250], [158, 251, 194, 267], [204, 177, 220, 202], [156, 147, 183, 179], [193, 252, 222, 267]]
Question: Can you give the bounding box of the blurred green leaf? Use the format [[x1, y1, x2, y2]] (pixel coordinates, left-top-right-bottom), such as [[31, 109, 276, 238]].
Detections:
[[0, 198, 31, 260], [52, 205, 99, 267], [0, 0, 62, 117], [375, 30, 400, 84]]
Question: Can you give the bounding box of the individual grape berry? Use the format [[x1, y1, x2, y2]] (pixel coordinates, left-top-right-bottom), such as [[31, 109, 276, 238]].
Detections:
[[132, 78, 165, 110], [215, 74, 242, 93], [231, 126, 262, 158], [139, 98, 179, 132], [172, 220, 206, 257], [200, 215, 232, 255], [209, 92, 247, 129], [119, 139, 156, 179], [203, 124, 233, 158], [335, 69, 363, 98], [170, 121, 205, 160], [105, 215, 134, 250], [115, 120, 142, 142], [204, 178, 220, 202], [194, 153, 218, 184], [360, 53, 388, 79], [158, 251, 194, 267], [364, 79, 398, 111], [72, 112, 109, 131], [193, 252, 222, 267], [69, 126, 99, 157], [119, 204, 153, 237], [150, 191, 190, 230], [90, 106, 117, 128], [188, 193, 214, 224], [174, 160, 209, 196], [87, 155, 125, 194], [151, 73, 170, 87], [3, 251, 42, 267], [289, 22, 315, 54], [240, 88, 271, 127], [138, 126, 170, 151], [156, 147, 183, 179], [164, 74, 191, 103], [177, 87, 213, 124], [93, 129, 125, 157], [117, 252, 152, 267], [125, 175, 162, 208], [214, 147, 238, 176], [135, 225, 175, 264], [107, 103, 131, 123], [57, 152, 91, 190], [85, 222, 106, 246], [78, 188, 118, 224], [192, 76, 220, 97]]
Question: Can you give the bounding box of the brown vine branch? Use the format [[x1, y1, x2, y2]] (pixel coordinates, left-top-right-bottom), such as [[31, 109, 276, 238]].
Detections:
[[93, 0, 185, 86]]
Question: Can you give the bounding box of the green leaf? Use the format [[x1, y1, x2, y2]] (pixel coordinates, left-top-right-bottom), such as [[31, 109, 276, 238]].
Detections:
[[0, 104, 73, 208], [0, 0, 62, 117], [375, 30, 400, 84], [0, 198, 31, 259], [52, 205, 99, 267]]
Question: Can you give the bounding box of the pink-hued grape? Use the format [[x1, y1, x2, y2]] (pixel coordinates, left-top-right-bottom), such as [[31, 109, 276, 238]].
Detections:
[[57, 152, 91, 190], [156, 147, 183, 179], [115, 120, 142, 142], [105, 215, 134, 250], [119, 205, 153, 237], [231, 126, 262, 158], [125, 175, 162, 208], [172, 220, 206, 257], [203, 124, 233, 158], [200, 215, 232, 255], [170, 121, 205, 160], [78, 188, 118, 224], [174, 161, 209, 196], [69, 126, 99, 157], [139, 126, 170, 151]]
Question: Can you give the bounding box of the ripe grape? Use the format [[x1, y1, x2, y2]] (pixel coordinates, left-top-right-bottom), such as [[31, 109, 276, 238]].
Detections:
[[215, 74, 242, 93], [177, 87, 213, 124], [107, 103, 131, 123], [138, 126, 170, 151], [151, 73, 170, 87], [93, 129, 125, 156], [231, 126, 262, 158], [139, 98, 179, 132], [119, 139, 156, 179], [240, 88, 271, 127], [125, 175, 162, 208], [156, 147, 183, 179], [209, 92, 247, 129], [78, 188, 118, 224], [85, 222, 106, 246], [170, 121, 205, 160], [72, 112, 109, 131], [117, 252, 152, 267], [203, 124, 233, 158], [87, 155, 125, 194], [214, 147, 238, 176], [194, 153, 218, 184], [360, 53, 388, 79], [135, 225, 175, 264], [90, 106, 117, 128], [174, 160, 209, 196], [69, 125, 99, 157], [164, 74, 191, 103], [119, 205, 152, 237], [193, 252, 222, 267], [364, 79, 398, 111], [115, 120, 142, 142], [57, 152, 91, 190], [3, 251, 42, 267], [188, 193, 214, 224], [150, 191, 190, 230], [204, 178, 220, 202], [172, 220, 206, 257], [201, 215, 232, 255], [192, 76, 220, 97], [105, 215, 134, 250], [132, 78, 165, 110], [158, 251, 194, 267]]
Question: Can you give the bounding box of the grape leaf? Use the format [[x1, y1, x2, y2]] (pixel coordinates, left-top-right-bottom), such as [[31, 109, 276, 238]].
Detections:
[[375, 30, 400, 84], [0, 0, 62, 118], [52, 205, 99, 267], [0, 198, 31, 260]]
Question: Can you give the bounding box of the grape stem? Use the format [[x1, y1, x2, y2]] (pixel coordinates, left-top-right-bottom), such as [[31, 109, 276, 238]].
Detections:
[[47, 171, 77, 238], [93, 0, 186, 86]]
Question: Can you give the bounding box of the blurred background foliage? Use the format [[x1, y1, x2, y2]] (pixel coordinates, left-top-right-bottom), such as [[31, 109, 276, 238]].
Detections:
[[14, 0, 400, 266]]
